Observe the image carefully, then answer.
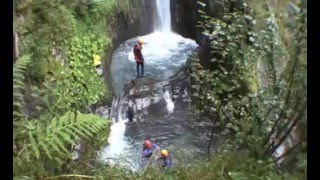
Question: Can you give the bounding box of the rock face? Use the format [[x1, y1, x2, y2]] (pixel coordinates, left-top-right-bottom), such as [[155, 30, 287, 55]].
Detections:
[[109, 66, 213, 151], [171, 0, 244, 40], [110, 67, 192, 122], [108, 1, 156, 47], [94, 106, 111, 119], [170, 0, 197, 39], [170, 0, 244, 66]]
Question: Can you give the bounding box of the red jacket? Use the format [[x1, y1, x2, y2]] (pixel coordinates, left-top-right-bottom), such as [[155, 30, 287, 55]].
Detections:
[[133, 44, 144, 62]]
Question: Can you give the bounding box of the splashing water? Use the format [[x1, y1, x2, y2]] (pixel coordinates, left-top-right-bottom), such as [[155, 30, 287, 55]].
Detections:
[[164, 90, 174, 113], [104, 120, 127, 156], [112, 32, 197, 95]]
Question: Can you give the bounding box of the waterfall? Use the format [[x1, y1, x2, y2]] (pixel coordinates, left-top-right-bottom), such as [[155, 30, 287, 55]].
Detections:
[[100, 0, 199, 170], [156, 0, 171, 32]]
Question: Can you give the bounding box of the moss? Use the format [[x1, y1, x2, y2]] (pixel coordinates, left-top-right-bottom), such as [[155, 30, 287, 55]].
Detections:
[[245, 70, 259, 94], [27, 56, 48, 82], [247, 78, 258, 94]]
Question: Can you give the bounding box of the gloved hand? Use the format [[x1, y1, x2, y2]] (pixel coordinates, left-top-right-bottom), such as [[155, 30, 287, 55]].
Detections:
[[142, 149, 152, 158]]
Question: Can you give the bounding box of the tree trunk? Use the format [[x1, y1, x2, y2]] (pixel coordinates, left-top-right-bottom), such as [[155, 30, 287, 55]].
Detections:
[[207, 119, 217, 155], [207, 105, 221, 155], [267, 101, 306, 156], [275, 140, 302, 163]]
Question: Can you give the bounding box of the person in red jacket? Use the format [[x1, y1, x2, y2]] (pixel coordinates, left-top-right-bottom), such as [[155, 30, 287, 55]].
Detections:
[[142, 139, 159, 158], [133, 39, 145, 78]]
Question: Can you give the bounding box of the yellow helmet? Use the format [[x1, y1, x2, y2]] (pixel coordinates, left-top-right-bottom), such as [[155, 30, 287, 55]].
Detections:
[[137, 38, 145, 45], [161, 149, 168, 158]]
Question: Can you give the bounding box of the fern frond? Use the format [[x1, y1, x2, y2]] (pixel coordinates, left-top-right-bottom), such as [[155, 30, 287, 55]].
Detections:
[[28, 132, 40, 159], [53, 156, 65, 165], [18, 111, 111, 164], [13, 82, 25, 90], [40, 141, 53, 160], [50, 138, 64, 156], [57, 130, 74, 145], [51, 135, 69, 155], [13, 102, 23, 109], [63, 127, 80, 140], [75, 123, 95, 137], [13, 75, 26, 83], [13, 93, 24, 99], [13, 112, 23, 120], [88, 125, 100, 134], [51, 117, 58, 129], [13, 55, 31, 120], [13, 176, 34, 180], [69, 125, 90, 139]]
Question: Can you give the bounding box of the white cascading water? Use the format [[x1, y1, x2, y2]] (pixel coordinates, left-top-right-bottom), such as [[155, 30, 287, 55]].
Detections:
[[99, 0, 198, 170], [156, 0, 171, 32]]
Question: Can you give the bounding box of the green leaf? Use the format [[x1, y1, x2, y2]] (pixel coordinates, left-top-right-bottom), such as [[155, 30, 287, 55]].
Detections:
[[57, 130, 74, 144], [197, 1, 206, 7], [52, 134, 70, 154], [198, 9, 206, 14], [50, 137, 65, 156], [219, 31, 226, 35], [29, 132, 40, 159], [40, 141, 52, 160]]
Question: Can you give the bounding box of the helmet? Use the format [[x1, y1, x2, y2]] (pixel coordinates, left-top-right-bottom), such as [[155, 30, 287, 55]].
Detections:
[[137, 38, 145, 45], [161, 149, 168, 158], [144, 140, 151, 149]]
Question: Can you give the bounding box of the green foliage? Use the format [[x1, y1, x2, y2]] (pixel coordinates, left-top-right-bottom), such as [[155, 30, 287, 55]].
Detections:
[[190, 0, 307, 177], [14, 111, 111, 177], [13, 0, 307, 178], [60, 148, 304, 180], [14, 0, 112, 118], [13, 55, 30, 120], [15, 0, 76, 81], [172, 150, 277, 180], [66, 23, 110, 66], [41, 37, 108, 117], [190, 3, 259, 129], [14, 0, 114, 82], [152, 149, 304, 179], [13, 0, 119, 178]]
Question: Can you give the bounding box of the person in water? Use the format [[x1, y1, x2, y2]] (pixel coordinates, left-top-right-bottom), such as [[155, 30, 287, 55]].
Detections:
[[157, 149, 172, 169], [133, 38, 145, 78], [142, 139, 159, 158], [126, 106, 134, 122]]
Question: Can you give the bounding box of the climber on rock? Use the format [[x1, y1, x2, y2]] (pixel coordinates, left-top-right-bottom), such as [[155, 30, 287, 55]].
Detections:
[[133, 38, 145, 78]]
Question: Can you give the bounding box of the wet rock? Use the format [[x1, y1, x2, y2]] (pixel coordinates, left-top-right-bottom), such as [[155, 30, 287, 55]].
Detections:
[[95, 106, 110, 119], [110, 66, 195, 123], [154, 136, 169, 142], [71, 140, 85, 161], [197, 121, 212, 128], [172, 125, 186, 136]]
